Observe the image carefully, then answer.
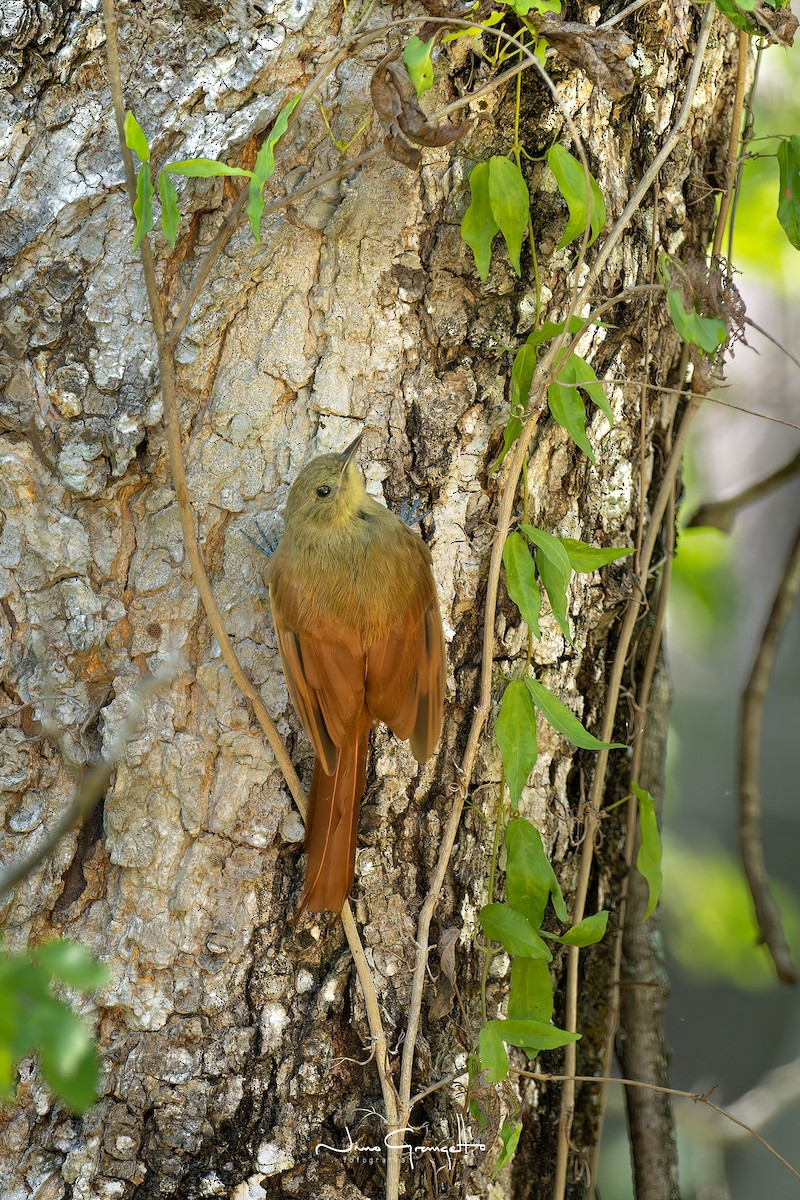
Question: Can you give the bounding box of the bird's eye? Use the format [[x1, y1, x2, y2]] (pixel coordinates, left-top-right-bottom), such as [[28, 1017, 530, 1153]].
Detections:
[[316, 485, 331, 498]]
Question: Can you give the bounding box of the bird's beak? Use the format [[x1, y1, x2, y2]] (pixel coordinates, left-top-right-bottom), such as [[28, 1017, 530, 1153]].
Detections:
[[339, 431, 363, 473]]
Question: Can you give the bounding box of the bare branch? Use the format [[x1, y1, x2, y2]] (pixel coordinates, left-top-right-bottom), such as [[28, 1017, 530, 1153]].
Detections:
[[739, 522, 800, 984], [689, 449, 800, 532]]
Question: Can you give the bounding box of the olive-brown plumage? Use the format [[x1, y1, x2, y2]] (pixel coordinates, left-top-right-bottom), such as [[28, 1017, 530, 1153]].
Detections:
[[267, 434, 445, 914]]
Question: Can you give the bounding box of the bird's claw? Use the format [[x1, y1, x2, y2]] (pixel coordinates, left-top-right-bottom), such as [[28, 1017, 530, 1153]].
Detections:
[[399, 497, 430, 527], [244, 520, 279, 559]]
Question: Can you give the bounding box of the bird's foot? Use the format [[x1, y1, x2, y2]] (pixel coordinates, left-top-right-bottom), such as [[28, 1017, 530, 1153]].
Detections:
[[243, 520, 279, 559], [399, 497, 430, 527]]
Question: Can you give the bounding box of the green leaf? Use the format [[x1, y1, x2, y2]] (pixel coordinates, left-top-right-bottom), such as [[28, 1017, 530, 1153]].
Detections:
[[660, 256, 728, 354], [557, 352, 614, 426], [132, 162, 154, 251], [547, 144, 605, 249], [403, 36, 435, 97], [546, 352, 613, 462], [36, 940, 109, 990], [713, 0, 760, 32], [547, 910, 609, 946], [461, 161, 499, 281], [491, 412, 523, 473], [123, 111, 150, 162], [666, 289, 727, 354], [634, 782, 663, 920], [777, 135, 800, 250], [520, 524, 572, 641], [527, 316, 610, 345], [509, 956, 553, 1022], [503, 532, 542, 638], [511, 339, 537, 411], [508, 0, 561, 11], [548, 371, 594, 462], [254, 95, 301, 185], [0, 942, 105, 1113], [537, 551, 571, 641], [247, 95, 301, 241], [479, 1020, 509, 1082], [247, 178, 267, 244], [496, 680, 538, 807], [506, 819, 565, 928], [165, 159, 253, 178], [526, 679, 625, 752], [488, 156, 530, 275], [442, 9, 507, 42], [560, 537, 633, 572], [520, 525, 572, 582], [493, 1017, 581, 1053], [157, 171, 181, 247], [36, 1005, 99, 1113], [493, 1117, 523, 1177], [480, 903, 552, 960]]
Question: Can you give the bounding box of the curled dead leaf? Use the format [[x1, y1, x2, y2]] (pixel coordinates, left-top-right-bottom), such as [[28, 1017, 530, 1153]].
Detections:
[[370, 52, 469, 170], [384, 127, 422, 169]]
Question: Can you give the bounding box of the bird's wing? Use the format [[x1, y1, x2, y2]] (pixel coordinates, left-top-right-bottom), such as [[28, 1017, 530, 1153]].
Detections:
[[365, 537, 446, 763], [269, 554, 366, 776]]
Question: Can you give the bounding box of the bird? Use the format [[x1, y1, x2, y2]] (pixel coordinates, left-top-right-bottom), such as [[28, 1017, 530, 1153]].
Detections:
[[265, 432, 445, 915]]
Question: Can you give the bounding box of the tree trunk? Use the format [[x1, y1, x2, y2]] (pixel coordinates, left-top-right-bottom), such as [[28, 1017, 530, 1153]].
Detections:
[[0, 1, 738, 1196]]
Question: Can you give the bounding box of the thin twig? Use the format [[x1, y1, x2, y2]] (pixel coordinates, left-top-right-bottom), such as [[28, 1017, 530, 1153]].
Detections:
[[409, 1070, 466, 1109], [514, 1069, 800, 1184], [556, 344, 696, 1197], [101, 0, 397, 1132], [387, 34, 596, 1200], [573, 5, 716, 314], [0, 661, 176, 897], [719, 1057, 800, 1144], [553, 8, 717, 1185], [711, 31, 750, 260], [587, 374, 800, 432], [745, 316, 800, 373], [599, 492, 676, 1195], [739, 521, 800, 984], [635, 179, 659, 575], [599, 0, 655, 29]]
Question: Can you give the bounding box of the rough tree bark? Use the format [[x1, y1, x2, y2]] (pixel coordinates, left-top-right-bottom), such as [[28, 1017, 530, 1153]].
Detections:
[[0, 1, 738, 1197]]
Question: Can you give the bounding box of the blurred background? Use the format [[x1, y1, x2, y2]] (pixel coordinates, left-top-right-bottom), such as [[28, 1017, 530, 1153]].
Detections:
[[598, 21, 800, 1200]]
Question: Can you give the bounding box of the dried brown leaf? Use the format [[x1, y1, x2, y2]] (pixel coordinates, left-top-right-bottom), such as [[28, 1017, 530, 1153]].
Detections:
[[428, 973, 455, 1021], [439, 926, 459, 985], [370, 54, 469, 170], [384, 126, 422, 169], [385, 61, 469, 147], [753, 0, 798, 45], [370, 55, 400, 124], [536, 17, 635, 99]]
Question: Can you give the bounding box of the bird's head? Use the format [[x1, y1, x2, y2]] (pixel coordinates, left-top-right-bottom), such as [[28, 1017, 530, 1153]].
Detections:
[[283, 433, 367, 536]]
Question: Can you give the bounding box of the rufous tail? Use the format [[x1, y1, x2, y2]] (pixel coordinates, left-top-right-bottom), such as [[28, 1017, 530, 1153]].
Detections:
[[298, 716, 370, 915]]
